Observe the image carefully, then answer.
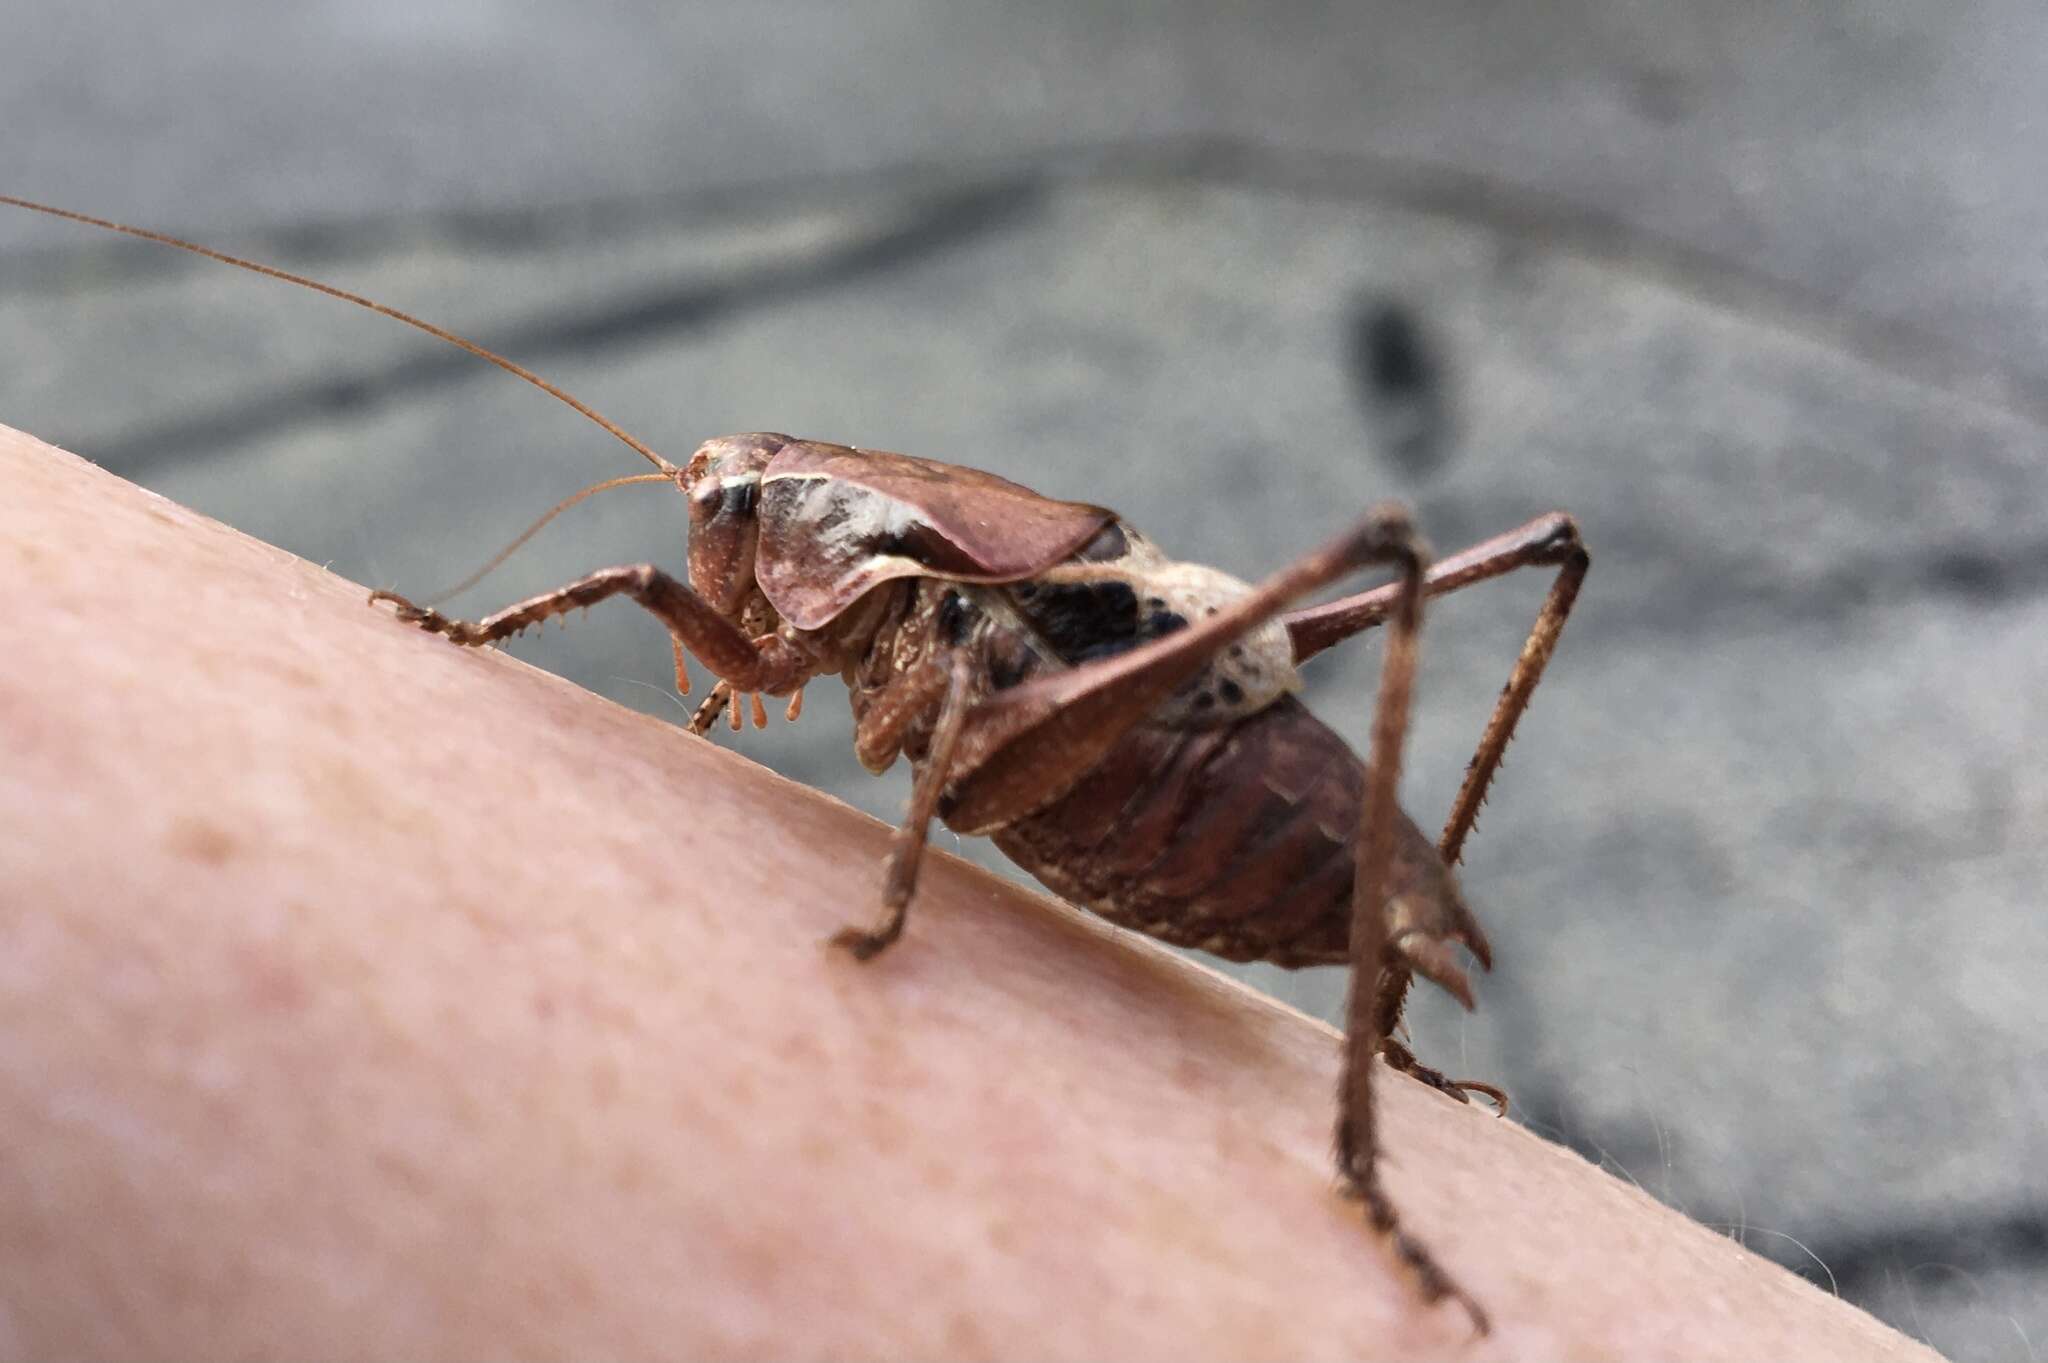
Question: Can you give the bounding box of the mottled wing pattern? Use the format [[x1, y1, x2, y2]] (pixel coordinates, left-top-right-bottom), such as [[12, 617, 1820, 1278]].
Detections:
[[754, 441, 1115, 629]]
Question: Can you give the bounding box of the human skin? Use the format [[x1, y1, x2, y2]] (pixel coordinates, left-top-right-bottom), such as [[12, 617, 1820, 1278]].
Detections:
[[0, 425, 1937, 1361]]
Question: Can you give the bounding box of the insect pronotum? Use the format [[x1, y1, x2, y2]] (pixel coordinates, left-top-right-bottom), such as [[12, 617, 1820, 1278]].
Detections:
[[5, 193, 1590, 1334]]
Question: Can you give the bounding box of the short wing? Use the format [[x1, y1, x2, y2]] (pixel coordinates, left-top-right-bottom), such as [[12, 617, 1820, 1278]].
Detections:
[[754, 441, 1116, 630]]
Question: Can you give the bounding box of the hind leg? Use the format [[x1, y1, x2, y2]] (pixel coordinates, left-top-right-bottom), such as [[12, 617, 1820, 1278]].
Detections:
[[1332, 512, 1491, 1335], [1286, 514, 1588, 1108]]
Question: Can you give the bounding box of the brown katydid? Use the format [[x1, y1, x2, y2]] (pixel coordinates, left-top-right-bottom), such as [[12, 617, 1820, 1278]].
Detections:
[[5, 194, 1589, 1336]]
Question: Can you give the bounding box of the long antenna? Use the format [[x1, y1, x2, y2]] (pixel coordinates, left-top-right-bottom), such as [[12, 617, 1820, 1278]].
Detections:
[[1, 194, 681, 477], [420, 471, 674, 605]]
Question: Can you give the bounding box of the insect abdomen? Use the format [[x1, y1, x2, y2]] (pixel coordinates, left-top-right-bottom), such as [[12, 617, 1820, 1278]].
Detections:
[[990, 697, 1451, 968]]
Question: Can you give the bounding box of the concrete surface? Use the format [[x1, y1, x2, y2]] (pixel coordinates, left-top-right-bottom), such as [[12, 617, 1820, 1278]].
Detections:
[[3, 4, 2043, 1356]]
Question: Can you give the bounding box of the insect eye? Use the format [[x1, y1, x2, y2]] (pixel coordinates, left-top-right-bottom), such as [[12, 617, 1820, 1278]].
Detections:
[[690, 476, 759, 524], [689, 480, 724, 524]]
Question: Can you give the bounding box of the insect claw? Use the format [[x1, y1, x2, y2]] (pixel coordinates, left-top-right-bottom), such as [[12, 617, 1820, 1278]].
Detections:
[[1454, 1289, 1492, 1338], [1343, 1169, 1492, 1337], [1388, 1046, 1511, 1115], [368, 588, 430, 624], [1456, 1081, 1511, 1117], [827, 924, 897, 962], [368, 589, 484, 644]]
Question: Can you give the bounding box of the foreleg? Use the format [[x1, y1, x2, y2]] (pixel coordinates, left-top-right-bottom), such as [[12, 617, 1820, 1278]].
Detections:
[[370, 565, 813, 695]]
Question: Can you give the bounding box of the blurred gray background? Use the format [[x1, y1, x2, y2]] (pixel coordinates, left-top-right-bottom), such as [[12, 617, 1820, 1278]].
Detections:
[[4, 3, 2042, 1356]]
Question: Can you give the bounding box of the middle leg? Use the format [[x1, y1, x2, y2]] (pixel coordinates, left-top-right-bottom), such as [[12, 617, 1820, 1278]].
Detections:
[[831, 654, 977, 961]]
